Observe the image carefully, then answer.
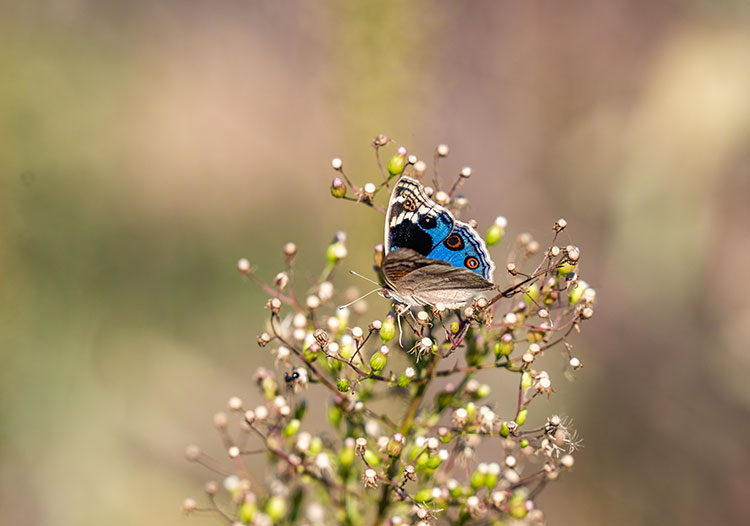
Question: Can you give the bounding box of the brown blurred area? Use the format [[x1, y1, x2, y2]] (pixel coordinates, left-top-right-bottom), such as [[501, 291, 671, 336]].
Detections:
[[1, 1, 749, 525]]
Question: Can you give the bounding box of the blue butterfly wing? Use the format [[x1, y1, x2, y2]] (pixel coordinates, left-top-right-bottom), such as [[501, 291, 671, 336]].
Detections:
[[385, 177, 495, 282], [385, 177, 454, 255], [425, 221, 495, 281]]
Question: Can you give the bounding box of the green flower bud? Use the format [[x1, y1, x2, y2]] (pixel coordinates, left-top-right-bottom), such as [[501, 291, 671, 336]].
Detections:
[[265, 495, 286, 522], [415, 451, 430, 470], [470, 466, 487, 489], [414, 488, 433, 503], [380, 316, 396, 342], [569, 280, 588, 305], [303, 345, 319, 363], [363, 449, 381, 467], [450, 321, 460, 334], [485, 463, 500, 489], [477, 384, 491, 399], [339, 443, 355, 467], [294, 399, 307, 420], [284, 419, 301, 437], [520, 438, 529, 448], [527, 330, 544, 343], [310, 437, 323, 455], [485, 216, 507, 247], [369, 346, 389, 372], [238, 500, 256, 523], [330, 177, 347, 198], [494, 332, 515, 357], [465, 402, 477, 422], [500, 422, 510, 438], [448, 481, 464, 498], [558, 261, 576, 277], [387, 146, 407, 177], [262, 377, 277, 400], [521, 371, 533, 390], [426, 453, 443, 469], [524, 283, 540, 306], [327, 405, 342, 427], [397, 372, 412, 388], [337, 378, 350, 392], [387, 433, 405, 458], [509, 491, 528, 519], [515, 408, 528, 426], [326, 241, 347, 264]]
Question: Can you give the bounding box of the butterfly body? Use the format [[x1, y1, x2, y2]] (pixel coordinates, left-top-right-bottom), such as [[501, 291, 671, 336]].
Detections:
[[382, 177, 496, 308]]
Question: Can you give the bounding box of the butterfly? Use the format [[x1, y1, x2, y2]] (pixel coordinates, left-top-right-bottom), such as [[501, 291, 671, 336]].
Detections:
[[381, 176, 496, 309]]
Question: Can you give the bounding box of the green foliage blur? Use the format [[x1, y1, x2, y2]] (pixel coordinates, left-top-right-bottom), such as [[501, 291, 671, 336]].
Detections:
[[1, 1, 749, 526]]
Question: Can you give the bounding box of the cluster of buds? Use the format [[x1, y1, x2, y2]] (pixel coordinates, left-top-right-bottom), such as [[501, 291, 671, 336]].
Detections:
[[184, 137, 595, 525]]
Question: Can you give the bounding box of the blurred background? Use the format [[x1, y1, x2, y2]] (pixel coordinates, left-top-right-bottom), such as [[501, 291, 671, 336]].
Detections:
[[1, 1, 749, 525]]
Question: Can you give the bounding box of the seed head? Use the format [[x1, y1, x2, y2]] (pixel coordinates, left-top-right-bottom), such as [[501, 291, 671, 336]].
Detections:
[[554, 218, 568, 232], [437, 144, 449, 156], [237, 258, 251, 275], [460, 166, 472, 178], [182, 497, 197, 513], [331, 157, 343, 170], [185, 444, 201, 461]]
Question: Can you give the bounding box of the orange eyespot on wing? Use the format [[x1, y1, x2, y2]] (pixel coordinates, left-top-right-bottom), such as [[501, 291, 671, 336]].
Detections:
[[465, 256, 479, 269], [402, 197, 416, 212], [444, 234, 465, 251]]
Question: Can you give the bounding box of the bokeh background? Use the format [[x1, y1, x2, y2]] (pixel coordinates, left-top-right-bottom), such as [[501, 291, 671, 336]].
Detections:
[[2, 1, 750, 525]]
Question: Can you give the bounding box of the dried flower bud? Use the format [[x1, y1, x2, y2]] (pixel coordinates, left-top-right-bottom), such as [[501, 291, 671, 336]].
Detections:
[[452, 407, 468, 427], [306, 295, 321, 310], [362, 468, 378, 488], [266, 297, 282, 315], [257, 332, 271, 347], [372, 134, 388, 147], [570, 357, 583, 369], [407, 154, 418, 165], [387, 433, 405, 457], [403, 464, 416, 481], [362, 183, 376, 200], [313, 328, 329, 349], [355, 437, 368, 455], [506, 263, 518, 276], [554, 218, 568, 232]]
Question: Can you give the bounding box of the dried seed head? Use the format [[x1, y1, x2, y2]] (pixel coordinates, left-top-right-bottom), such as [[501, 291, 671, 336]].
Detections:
[[403, 464, 416, 481], [185, 444, 201, 461], [414, 160, 427, 176], [570, 357, 583, 369], [228, 396, 243, 411], [284, 242, 297, 257], [318, 281, 334, 302], [437, 144, 449, 157], [361, 183, 376, 201], [182, 497, 197, 513], [554, 218, 568, 232], [407, 154, 418, 165], [526, 240, 540, 255], [313, 329, 329, 348], [435, 191, 450, 206], [244, 410, 255, 424], [306, 295, 321, 310], [581, 306, 594, 319], [213, 412, 228, 430], [355, 437, 368, 455], [416, 310, 430, 325], [257, 332, 271, 347], [237, 258, 251, 274], [228, 446, 240, 458], [550, 245, 561, 257], [566, 245, 580, 262], [205, 480, 218, 495], [273, 272, 289, 290], [460, 166, 472, 178], [506, 263, 518, 276], [372, 134, 388, 147], [452, 407, 469, 427], [331, 157, 343, 170]]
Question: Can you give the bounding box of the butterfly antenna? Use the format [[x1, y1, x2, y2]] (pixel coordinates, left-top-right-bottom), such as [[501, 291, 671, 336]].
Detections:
[[337, 286, 382, 310], [348, 270, 381, 287]]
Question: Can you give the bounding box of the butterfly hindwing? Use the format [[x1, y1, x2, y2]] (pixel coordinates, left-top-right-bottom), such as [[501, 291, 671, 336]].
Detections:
[[425, 222, 495, 281], [385, 177, 495, 281]]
